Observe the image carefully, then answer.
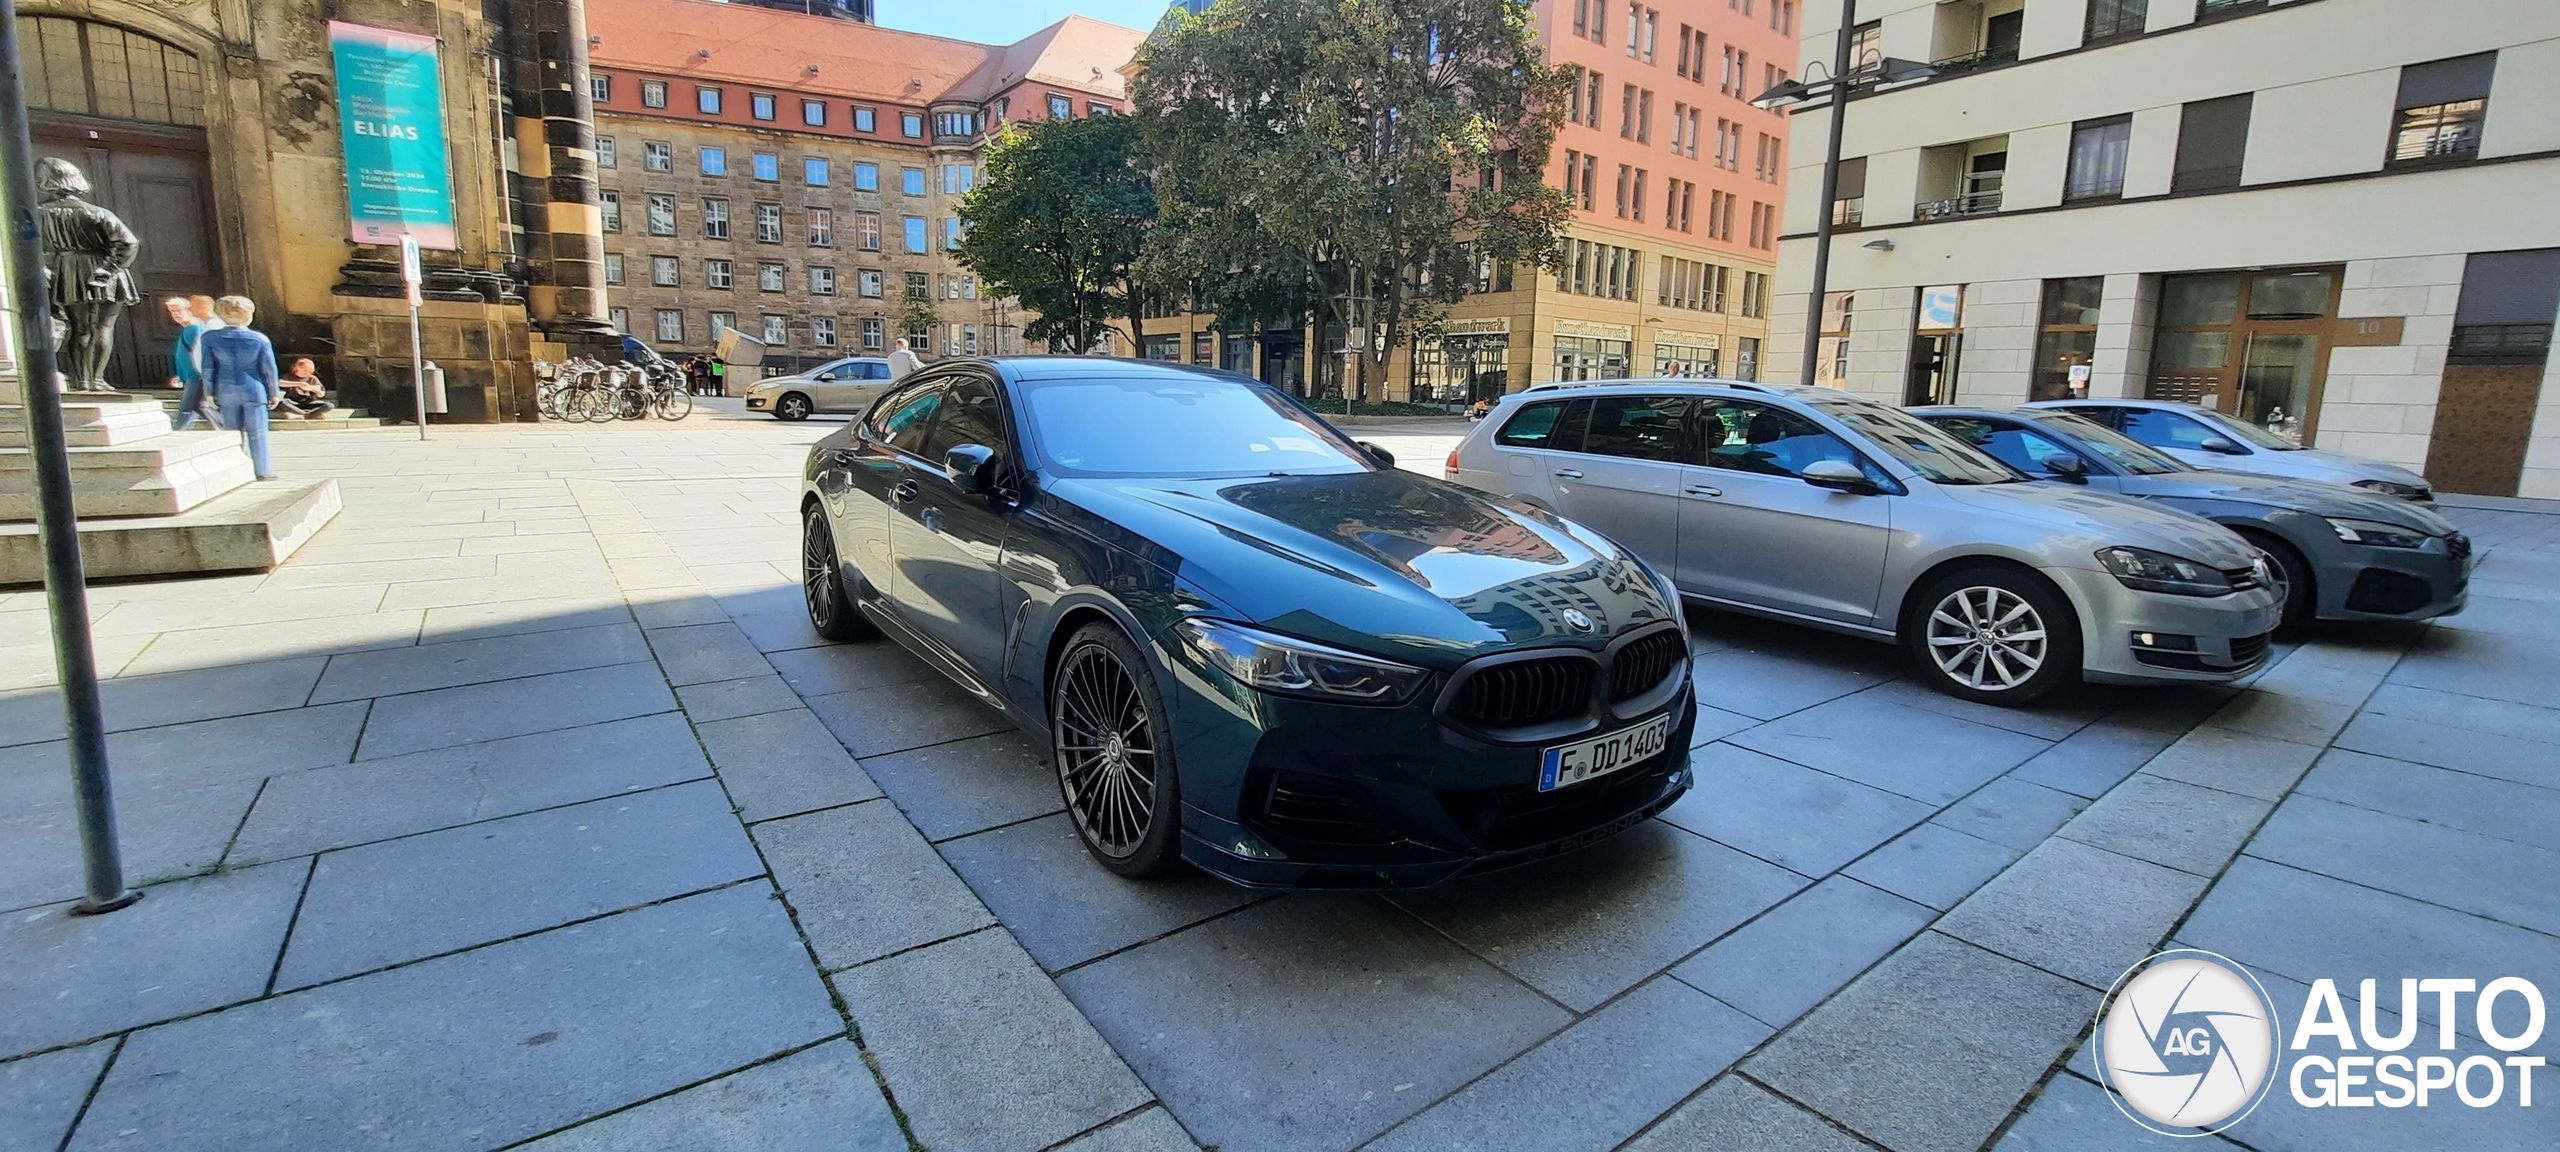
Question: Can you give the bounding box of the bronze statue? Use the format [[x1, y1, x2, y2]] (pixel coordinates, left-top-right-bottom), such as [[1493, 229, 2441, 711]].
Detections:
[[35, 158, 140, 393]]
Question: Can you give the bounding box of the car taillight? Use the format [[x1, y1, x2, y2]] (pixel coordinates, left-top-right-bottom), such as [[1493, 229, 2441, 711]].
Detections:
[[1444, 450, 1461, 477]]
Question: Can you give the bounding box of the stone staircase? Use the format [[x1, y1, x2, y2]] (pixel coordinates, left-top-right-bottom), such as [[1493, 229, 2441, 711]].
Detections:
[[142, 388, 385, 430]]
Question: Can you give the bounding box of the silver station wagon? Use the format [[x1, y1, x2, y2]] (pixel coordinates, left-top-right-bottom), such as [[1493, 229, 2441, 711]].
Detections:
[[1448, 381, 2285, 705]]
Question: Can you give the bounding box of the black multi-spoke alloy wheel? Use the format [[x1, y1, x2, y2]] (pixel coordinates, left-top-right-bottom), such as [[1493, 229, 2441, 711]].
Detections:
[[801, 506, 878, 641], [1905, 565, 2080, 706], [2240, 531, 2314, 636], [1051, 623, 1182, 877], [776, 392, 813, 421]]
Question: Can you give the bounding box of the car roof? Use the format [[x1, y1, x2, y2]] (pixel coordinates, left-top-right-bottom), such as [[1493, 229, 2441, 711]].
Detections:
[[1524, 376, 1775, 394], [2022, 398, 2193, 410], [1501, 379, 1851, 404]]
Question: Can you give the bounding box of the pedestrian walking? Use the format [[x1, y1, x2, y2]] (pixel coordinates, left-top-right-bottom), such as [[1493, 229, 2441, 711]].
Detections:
[[275, 357, 337, 419], [197, 296, 281, 480], [708, 357, 728, 395], [164, 296, 220, 431], [886, 338, 922, 381], [685, 355, 712, 396]]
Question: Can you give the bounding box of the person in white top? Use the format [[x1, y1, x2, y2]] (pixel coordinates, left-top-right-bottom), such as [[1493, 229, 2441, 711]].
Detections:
[[886, 338, 923, 381]]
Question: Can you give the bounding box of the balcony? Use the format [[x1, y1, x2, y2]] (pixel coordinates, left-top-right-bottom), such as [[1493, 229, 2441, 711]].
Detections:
[[1930, 44, 2019, 75], [1916, 189, 2002, 219], [1917, 136, 2007, 221]]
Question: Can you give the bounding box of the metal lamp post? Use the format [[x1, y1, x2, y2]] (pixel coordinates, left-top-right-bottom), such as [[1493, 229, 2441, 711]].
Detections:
[[1754, 5, 1934, 385]]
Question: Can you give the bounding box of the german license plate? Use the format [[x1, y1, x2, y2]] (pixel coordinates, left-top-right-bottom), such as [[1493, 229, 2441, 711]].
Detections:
[[1538, 715, 1672, 792]]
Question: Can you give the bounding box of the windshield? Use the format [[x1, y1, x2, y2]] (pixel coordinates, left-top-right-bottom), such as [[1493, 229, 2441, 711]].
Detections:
[[2029, 412, 2187, 475], [2192, 406, 2305, 451], [1020, 374, 1375, 478], [1813, 400, 2025, 485]]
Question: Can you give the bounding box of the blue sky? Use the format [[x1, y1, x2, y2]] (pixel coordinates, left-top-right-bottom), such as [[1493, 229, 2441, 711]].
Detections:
[[875, 0, 1176, 42]]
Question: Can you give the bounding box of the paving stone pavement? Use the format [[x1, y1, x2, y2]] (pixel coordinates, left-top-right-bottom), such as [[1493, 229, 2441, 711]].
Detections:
[[0, 417, 2551, 1151]]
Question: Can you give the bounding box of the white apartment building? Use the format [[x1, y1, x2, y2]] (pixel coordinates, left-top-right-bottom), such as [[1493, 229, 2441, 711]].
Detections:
[[1767, 0, 2560, 498]]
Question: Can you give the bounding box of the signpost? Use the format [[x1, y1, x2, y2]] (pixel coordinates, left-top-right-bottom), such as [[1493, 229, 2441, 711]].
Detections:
[[401, 234, 428, 439]]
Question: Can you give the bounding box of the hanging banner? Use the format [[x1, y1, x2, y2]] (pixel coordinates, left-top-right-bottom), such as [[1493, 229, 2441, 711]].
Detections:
[[329, 22, 458, 250]]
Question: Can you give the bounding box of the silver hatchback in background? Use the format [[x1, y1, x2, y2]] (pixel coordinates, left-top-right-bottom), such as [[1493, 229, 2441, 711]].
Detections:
[[745, 356, 898, 421], [1448, 382, 2286, 705]]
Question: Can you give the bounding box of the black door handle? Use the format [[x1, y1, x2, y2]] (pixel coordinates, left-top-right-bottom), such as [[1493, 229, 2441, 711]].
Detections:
[[892, 479, 920, 503]]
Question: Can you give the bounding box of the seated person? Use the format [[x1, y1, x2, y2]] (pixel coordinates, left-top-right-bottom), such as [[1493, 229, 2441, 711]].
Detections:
[[276, 357, 337, 418]]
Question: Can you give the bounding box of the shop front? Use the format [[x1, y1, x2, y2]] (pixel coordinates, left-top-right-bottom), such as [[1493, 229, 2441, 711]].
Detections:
[[2145, 266, 2345, 443]]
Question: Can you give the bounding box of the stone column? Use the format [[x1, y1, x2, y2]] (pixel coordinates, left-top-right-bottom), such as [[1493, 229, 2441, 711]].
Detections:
[[514, 0, 615, 337]]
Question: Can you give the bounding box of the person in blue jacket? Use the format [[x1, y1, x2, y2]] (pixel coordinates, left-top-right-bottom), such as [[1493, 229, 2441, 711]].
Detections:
[[196, 296, 281, 480], [164, 295, 218, 431]]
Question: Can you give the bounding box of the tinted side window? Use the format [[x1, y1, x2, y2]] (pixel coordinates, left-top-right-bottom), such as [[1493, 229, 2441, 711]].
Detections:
[[868, 381, 944, 453], [1694, 402, 1864, 478], [2119, 409, 2225, 451], [1582, 396, 1688, 462], [920, 375, 1010, 460], [1495, 401, 1566, 448], [860, 362, 894, 380], [1931, 418, 2073, 477]]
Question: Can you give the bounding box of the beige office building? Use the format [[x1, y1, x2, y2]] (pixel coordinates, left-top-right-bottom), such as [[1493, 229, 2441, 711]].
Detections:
[[1769, 0, 2560, 498]]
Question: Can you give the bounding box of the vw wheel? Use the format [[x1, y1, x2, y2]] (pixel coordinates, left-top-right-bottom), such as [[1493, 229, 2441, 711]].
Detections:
[[1907, 567, 2080, 706]]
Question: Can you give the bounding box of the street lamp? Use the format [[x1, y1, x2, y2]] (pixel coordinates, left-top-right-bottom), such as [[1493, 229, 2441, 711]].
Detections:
[[1754, 8, 1935, 385]]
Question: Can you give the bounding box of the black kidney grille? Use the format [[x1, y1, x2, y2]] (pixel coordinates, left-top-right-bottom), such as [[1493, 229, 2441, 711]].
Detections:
[[1452, 657, 1594, 728], [1608, 630, 1686, 703]]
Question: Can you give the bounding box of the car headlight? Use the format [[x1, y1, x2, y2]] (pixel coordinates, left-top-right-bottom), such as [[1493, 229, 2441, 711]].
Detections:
[[2327, 517, 2428, 549], [1172, 618, 1430, 705], [2350, 479, 2430, 501], [2095, 546, 2235, 597]]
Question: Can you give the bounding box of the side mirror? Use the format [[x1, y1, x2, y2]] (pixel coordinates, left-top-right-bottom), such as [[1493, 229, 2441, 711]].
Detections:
[[943, 443, 999, 495], [2198, 436, 2243, 455], [1801, 458, 1877, 494], [1358, 441, 1396, 468], [2044, 453, 2089, 482]]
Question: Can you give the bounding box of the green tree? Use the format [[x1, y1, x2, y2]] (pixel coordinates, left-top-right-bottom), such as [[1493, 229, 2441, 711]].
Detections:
[[1134, 0, 1571, 398], [955, 115, 1155, 354]]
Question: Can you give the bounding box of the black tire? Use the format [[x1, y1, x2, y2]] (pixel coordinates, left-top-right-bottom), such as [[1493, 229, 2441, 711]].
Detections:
[[775, 392, 813, 421], [1050, 623, 1183, 878], [2237, 530, 2315, 636], [1904, 565, 2081, 706], [801, 506, 879, 641]]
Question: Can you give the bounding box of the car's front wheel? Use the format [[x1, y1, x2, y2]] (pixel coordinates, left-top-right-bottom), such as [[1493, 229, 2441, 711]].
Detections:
[[775, 392, 813, 421], [802, 506, 879, 641], [1051, 623, 1183, 878], [2239, 531, 2314, 635], [1906, 566, 2080, 706]]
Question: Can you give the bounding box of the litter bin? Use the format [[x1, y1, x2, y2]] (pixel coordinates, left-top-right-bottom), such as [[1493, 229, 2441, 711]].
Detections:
[[414, 360, 448, 415]]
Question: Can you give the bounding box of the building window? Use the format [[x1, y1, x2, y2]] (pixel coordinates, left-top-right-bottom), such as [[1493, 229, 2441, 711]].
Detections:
[[699, 147, 727, 176], [646, 195, 675, 236], [710, 311, 734, 338], [641, 81, 667, 109], [860, 269, 884, 298], [703, 198, 730, 239], [901, 112, 923, 138], [602, 253, 623, 284], [763, 314, 787, 346], [903, 216, 928, 253], [696, 86, 721, 114], [2391, 53, 2494, 166], [2146, 268, 2337, 441], [651, 255, 680, 286], [1584, 69, 1602, 127], [2085, 0, 2148, 43], [2173, 94, 2252, 193], [759, 262, 786, 292], [944, 217, 963, 249], [855, 212, 881, 251], [1736, 337, 1759, 381], [1631, 169, 1647, 222], [2033, 277, 2104, 401], [1831, 156, 1866, 226], [941, 164, 976, 194], [705, 258, 732, 289], [1088, 102, 1112, 117], [590, 74, 611, 103], [1740, 271, 1768, 318], [599, 191, 621, 233], [756, 203, 783, 243], [752, 153, 779, 182], [1048, 93, 1072, 119], [596, 136, 616, 168], [751, 93, 775, 121], [810, 266, 836, 295], [936, 111, 976, 137], [1754, 133, 1780, 181], [1614, 164, 1631, 217], [643, 141, 672, 171], [854, 107, 876, 133], [805, 158, 830, 186], [803, 99, 827, 126], [854, 163, 879, 191], [905, 271, 929, 301], [909, 324, 931, 353], [655, 309, 683, 343], [813, 318, 836, 347], [862, 318, 884, 350], [2064, 116, 2133, 201], [1552, 336, 1631, 382], [808, 208, 834, 247], [901, 167, 926, 196], [611, 306, 629, 333]]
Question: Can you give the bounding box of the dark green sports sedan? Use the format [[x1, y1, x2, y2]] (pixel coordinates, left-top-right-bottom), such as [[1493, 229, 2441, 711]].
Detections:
[[799, 358, 1695, 887]]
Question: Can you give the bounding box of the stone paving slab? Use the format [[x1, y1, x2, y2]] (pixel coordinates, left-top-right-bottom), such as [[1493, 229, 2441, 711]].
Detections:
[[117, 610, 424, 677], [755, 799, 995, 970], [1672, 875, 1936, 1029], [644, 621, 777, 687], [1060, 895, 1571, 1152], [0, 1040, 113, 1152], [1933, 836, 2209, 990], [1867, 677, 2110, 742], [1052, 1106, 1202, 1152], [1688, 641, 1898, 720], [1621, 1075, 1877, 1152], [2054, 772, 2272, 876], [353, 660, 675, 759], [2005, 722, 2182, 799], [274, 780, 762, 988], [1928, 776, 2089, 852], [1991, 1071, 2202, 1150], [1728, 694, 2053, 804], [69, 885, 840, 1152], [515, 1040, 907, 1152], [804, 675, 1014, 759], [2243, 793, 2560, 935], [761, 639, 941, 698], [2385, 629, 2560, 706], [308, 621, 651, 704], [1366, 976, 1770, 1152], [857, 729, 1065, 842], [1391, 821, 1809, 1012], [1659, 742, 1933, 875], [2136, 726, 2321, 802], [1, 860, 305, 1057], [0, 655, 327, 745], [695, 708, 881, 823], [229, 712, 710, 864], [672, 670, 805, 721], [939, 813, 1262, 971], [1841, 821, 2024, 912], [0, 770, 261, 909], [2296, 747, 2560, 850], [834, 927, 1154, 1152]]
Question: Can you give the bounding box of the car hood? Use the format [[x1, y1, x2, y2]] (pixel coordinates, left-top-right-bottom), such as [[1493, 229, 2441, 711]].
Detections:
[[1938, 481, 2261, 569], [1042, 469, 1679, 669], [2231, 447, 2428, 490], [2129, 470, 2456, 533]]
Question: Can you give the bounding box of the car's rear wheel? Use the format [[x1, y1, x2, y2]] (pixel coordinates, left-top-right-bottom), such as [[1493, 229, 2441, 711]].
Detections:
[[775, 392, 813, 421], [1906, 567, 2080, 706], [802, 506, 879, 641], [2238, 530, 2314, 635], [1051, 623, 1182, 878]]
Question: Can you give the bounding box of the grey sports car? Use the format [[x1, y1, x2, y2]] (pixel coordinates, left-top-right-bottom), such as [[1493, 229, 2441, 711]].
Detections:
[[1917, 407, 2471, 630]]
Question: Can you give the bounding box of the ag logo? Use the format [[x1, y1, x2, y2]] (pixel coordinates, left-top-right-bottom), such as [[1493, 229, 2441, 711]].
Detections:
[[2095, 949, 2283, 1135]]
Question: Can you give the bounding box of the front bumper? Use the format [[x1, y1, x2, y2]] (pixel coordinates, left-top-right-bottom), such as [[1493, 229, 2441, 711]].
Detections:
[[745, 394, 770, 409], [2049, 566, 2285, 686], [2308, 531, 2471, 623], [1164, 651, 1698, 889]]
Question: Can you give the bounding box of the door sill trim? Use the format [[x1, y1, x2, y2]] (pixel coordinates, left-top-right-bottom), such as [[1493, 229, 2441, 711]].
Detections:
[[1681, 593, 1895, 641]]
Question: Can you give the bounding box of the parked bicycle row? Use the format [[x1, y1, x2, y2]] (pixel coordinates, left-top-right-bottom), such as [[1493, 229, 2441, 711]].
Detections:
[[531, 357, 693, 423]]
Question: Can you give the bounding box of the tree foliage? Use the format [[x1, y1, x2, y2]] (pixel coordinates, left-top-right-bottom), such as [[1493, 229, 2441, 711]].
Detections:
[[1133, 0, 1572, 394], [955, 114, 1155, 353]]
